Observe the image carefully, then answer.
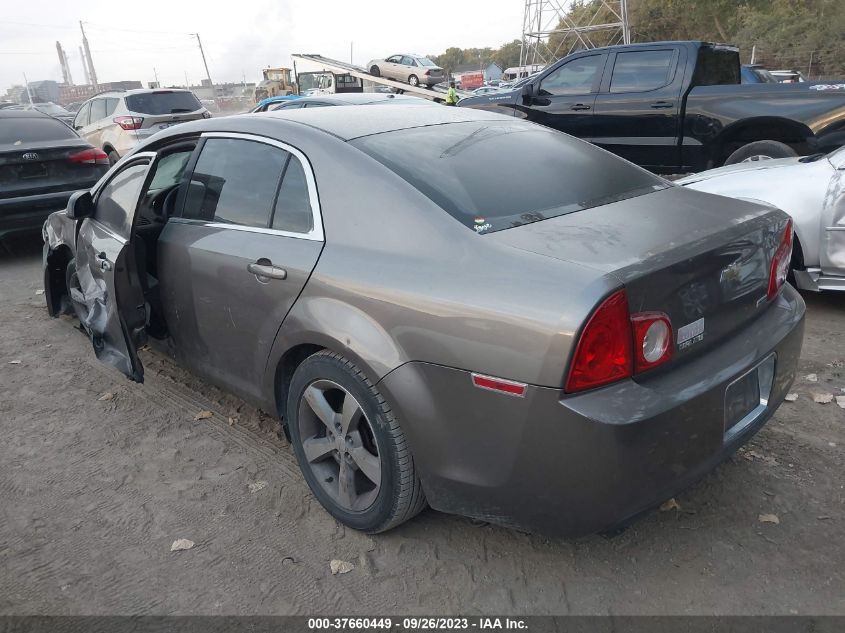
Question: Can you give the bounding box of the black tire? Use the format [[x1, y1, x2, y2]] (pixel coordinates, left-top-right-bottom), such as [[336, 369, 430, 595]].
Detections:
[[408, 75, 419, 87], [107, 150, 120, 166], [286, 350, 426, 533], [724, 140, 797, 165], [369, 65, 381, 77]]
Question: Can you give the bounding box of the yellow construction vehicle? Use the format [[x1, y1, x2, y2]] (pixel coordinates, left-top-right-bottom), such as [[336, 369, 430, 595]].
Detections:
[[254, 67, 296, 102]]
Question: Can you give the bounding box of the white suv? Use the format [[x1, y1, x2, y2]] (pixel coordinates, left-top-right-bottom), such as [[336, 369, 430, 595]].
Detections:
[[72, 89, 209, 164]]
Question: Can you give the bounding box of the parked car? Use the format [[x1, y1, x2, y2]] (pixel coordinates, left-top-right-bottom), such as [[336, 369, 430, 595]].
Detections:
[[741, 64, 779, 84], [0, 110, 108, 239], [459, 41, 845, 173], [472, 86, 502, 96], [771, 70, 806, 83], [366, 54, 445, 87], [679, 145, 845, 293], [72, 89, 209, 165], [43, 105, 804, 537], [25, 102, 75, 126], [250, 95, 302, 113], [260, 93, 432, 111]]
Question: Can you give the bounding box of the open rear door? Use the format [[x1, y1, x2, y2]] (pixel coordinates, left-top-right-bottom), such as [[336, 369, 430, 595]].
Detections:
[[70, 152, 155, 382]]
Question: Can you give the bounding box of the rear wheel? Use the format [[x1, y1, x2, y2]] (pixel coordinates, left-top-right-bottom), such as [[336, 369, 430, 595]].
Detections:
[[369, 65, 381, 77], [724, 140, 797, 165], [408, 75, 419, 87], [286, 351, 426, 533]]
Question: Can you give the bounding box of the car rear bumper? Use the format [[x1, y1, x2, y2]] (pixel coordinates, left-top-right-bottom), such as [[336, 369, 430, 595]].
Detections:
[[421, 75, 444, 86], [379, 284, 805, 536], [0, 187, 96, 237]]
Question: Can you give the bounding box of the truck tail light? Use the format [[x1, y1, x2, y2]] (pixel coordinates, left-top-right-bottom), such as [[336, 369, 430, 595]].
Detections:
[[67, 148, 110, 165], [565, 290, 674, 393], [565, 290, 633, 393], [767, 219, 793, 300], [113, 116, 144, 131]]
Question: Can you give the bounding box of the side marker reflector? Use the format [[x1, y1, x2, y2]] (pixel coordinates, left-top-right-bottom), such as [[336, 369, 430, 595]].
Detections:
[[471, 373, 527, 397]]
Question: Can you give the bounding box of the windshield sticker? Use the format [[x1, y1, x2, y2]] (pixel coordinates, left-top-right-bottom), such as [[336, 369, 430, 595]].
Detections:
[[810, 84, 845, 91], [473, 217, 492, 233]]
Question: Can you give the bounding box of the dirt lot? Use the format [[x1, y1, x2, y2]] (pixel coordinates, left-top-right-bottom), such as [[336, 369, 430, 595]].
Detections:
[[1, 233, 844, 616]]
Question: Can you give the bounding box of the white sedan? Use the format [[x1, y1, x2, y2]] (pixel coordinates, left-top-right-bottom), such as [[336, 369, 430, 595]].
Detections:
[[679, 146, 845, 292]]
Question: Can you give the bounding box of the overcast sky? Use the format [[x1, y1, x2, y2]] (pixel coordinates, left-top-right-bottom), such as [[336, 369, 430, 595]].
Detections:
[[1, 0, 523, 92]]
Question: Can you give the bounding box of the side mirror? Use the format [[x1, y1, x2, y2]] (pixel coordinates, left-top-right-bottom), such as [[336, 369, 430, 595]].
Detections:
[[66, 190, 94, 220], [522, 82, 537, 99]]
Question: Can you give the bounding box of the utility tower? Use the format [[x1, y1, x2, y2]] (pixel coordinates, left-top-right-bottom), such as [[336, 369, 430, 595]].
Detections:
[[79, 46, 91, 85], [80, 22, 98, 89], [56, 42, 74, 85], [520, 0, 630, 67]]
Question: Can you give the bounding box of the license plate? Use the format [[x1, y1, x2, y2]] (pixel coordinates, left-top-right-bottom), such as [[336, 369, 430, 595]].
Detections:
[[19, 163, 47, 179]]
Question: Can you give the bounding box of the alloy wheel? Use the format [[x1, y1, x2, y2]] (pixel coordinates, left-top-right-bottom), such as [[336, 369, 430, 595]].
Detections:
[[297, 379, 382, 512]]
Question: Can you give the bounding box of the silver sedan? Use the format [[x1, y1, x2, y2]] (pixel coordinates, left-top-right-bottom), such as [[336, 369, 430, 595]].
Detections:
[[680, 145, 845, 292]]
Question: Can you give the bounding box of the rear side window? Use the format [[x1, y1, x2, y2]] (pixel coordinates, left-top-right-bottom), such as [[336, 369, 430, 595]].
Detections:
[[610, 50, 675, 93], [104, 98, 119, 117], [351, 121, 666, 234], [181, 138, 288, 228], [272, 157, 313, 233], [0, 117, 78, 144], [125, 91, 202, 115]]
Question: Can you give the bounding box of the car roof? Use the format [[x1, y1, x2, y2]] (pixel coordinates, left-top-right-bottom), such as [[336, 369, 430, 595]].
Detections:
[[264, 102, 506, 140], [295, 93, 423, 106], [0, 109, 50, 119], [96, 88, 194, 97]]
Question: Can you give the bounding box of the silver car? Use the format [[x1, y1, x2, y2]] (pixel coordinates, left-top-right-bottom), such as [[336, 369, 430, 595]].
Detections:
[[680, 145, 845, 292], [73, 89, 209, 164], [366, 54, 445, 87], [43, 106, 804, 536]]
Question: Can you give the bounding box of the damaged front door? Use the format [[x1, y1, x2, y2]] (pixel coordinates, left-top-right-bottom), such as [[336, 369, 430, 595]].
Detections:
[[71, 153, 154, 382]]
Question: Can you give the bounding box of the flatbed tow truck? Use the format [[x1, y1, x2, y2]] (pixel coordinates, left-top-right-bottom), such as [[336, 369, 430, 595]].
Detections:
[[291, 54, 473, 103]]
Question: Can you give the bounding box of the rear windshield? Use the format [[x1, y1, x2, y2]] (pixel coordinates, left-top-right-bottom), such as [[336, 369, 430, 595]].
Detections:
[[125, 91, 202, 115], [351, 121, 666, 233], [694, 47, 740, 86], [0, 117, 77, 145]]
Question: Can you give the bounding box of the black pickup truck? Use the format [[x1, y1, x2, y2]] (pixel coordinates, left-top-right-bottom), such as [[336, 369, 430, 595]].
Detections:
[[458, 41, 845, 173]]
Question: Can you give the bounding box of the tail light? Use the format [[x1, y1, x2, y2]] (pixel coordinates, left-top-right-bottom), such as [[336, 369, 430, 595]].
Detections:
[[113, 116, 143, 131], [67, 148, 110, 165], [424, 70, 431, 76], [767, 219, 793, 300], [565, 290, 633, 392], [565, 290, 674, 393], [631, 313, 673, 373]]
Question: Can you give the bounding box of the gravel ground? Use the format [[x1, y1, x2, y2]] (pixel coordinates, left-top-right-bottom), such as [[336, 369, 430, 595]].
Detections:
[[1, 233, 844, 616]]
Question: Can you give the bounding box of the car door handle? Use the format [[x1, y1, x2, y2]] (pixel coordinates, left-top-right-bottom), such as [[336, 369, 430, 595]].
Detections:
[[247, 262, 287, 280], [570, 103, 592, 111], [650, 101, 674, 109]]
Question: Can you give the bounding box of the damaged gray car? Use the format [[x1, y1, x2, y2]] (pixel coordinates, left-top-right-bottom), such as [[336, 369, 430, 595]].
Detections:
[[44, 106, 805, 536]]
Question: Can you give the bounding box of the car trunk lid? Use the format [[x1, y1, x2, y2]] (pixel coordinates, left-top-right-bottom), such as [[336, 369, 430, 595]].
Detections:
[[487, 186, 789, 366], [0, 138, 103, 200]]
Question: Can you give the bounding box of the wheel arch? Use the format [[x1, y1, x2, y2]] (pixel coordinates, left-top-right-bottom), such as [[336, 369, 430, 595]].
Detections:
[[714, 117, 815, 164], [265, 299, 408, 423], [44, 243, 73, 317]]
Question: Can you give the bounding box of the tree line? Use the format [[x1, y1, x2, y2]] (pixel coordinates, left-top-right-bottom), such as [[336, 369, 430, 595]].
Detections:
[[430, 0, 844, 79]]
